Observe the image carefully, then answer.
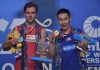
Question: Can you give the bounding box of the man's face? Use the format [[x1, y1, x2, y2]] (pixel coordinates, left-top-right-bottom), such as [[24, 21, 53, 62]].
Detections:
[[24, 7, 37, 23], [58, 13, 71, 30]]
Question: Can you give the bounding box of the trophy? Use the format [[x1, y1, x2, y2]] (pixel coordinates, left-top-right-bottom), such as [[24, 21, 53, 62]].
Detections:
[[36, 41, 49, 58], [30, 41, 52, 63]]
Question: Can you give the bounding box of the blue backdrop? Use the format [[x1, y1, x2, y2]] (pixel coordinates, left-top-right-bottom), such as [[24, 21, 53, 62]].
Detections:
[[0, 0, 100, 70]]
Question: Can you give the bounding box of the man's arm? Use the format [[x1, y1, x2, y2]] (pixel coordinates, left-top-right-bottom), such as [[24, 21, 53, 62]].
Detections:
[[39, 28, 47, 58], [49, 33, 56, 59], [40, 28, 46, 41]]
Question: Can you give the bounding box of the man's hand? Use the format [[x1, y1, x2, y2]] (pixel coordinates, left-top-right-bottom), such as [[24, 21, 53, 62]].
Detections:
[[3, 38, 18, 51], [40, 48, 48, 58], [49, 33, 56, 42], [3, 40, 14, 51], [78, 41, 88, 51]]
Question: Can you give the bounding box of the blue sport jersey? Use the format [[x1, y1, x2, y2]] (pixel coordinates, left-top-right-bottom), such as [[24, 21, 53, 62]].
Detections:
[[53, 28, 85, 70], [61, 32, 81, 70]]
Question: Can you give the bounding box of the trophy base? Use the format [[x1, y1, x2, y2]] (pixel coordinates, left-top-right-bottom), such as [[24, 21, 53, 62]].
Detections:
[[30, 57, 52, 63]]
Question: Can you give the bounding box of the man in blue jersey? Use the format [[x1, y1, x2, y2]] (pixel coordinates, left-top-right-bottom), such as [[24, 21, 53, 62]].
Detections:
[[49, 9, 88, 70]]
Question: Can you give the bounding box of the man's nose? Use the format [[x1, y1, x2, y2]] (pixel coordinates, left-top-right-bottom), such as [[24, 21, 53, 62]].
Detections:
[[61, 20, 65, 24], [29, 13, 32, 17]]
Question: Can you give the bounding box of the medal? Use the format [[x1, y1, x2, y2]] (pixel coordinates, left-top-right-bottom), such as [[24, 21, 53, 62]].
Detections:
[[54, 30, 59, 36]]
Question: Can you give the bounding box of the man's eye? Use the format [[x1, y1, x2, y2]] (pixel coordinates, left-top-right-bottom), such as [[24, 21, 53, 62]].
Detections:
[[26, 12, 30, 14], [32, 12, 36, 14], [59, 19, 62, 21]]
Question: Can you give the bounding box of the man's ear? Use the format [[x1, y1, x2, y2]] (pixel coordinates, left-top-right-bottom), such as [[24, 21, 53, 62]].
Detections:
[[35, 14, 37, 17], [24, 13, 25, 17], [70, 17, 72, 21]]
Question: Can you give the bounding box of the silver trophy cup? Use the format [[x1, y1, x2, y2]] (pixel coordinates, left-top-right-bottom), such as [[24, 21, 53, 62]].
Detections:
[[36, 41, 49, 57]]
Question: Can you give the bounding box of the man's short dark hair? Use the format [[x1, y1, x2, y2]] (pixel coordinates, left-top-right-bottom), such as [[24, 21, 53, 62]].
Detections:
[[24, 2, 38, 14], [57, 8, 71, 18]]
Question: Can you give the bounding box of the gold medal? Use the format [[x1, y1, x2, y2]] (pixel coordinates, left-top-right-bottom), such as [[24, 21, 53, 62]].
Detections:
[[54, 30, 59, 36]]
